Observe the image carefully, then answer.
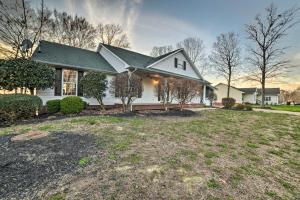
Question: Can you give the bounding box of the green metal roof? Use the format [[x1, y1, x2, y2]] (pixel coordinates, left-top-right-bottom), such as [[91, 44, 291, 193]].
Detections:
[[32, 41, 117, 73]]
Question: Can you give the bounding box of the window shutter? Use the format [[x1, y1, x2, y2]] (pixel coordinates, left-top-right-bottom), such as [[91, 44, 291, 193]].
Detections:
[[77, 71, 84, 96], [54, 68, 62, 96], [174, 58, 178, 68], [183, 61, 186, 70]]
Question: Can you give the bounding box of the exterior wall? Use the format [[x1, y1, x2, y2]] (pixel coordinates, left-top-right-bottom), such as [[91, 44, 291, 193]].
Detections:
[[215, 84, 243, 103], [149, 51, 200, 79], [242, 93, 256, 104], [99, 46, 127, 73], [37, 74, 116, 105], [257, 95, 279, 105]]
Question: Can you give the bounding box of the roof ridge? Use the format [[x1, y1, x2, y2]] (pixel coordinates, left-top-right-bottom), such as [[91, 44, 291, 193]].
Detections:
[[40, 40, 97, 53], [101, 43, 154, 58]]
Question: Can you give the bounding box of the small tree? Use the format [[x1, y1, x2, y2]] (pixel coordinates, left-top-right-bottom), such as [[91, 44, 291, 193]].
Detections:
[[173, 79, 202, 111], [109, 72, 143, 112], [207, 90, 217, 107], [0, 58, 55, 94], [209, 32, 240, 98], [80, 72, 108, 110], [155, 78, 175, 111]]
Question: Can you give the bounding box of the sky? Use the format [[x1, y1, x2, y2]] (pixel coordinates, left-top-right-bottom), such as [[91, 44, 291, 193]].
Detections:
[[31, 0, 300, 90]]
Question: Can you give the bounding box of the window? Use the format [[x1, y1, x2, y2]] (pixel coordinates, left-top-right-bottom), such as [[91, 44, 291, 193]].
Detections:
[[63, 69, 77, 95], [183, 61, 186, 70], [174, 58, 178, 68], [265, 96, 271, 101]]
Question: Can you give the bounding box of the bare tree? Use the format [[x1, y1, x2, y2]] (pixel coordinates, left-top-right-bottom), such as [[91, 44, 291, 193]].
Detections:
[[245, 4, 299, 107], [173, 79, 202, 111], [155, 77, 175, 110], [47, 10, 96, 49], [207, 90, 217, 107], [150, 45, 173, 57], [209, 32, 240, 98], [109, 72, 143, 112], [0, 0, 50, 58], [177, 37, 207, 76], [97, 23, 130, 48]]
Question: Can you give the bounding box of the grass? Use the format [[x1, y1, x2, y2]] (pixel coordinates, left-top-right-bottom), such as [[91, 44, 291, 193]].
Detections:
[[1, 109, 299, 199], [271, 105, 300, 112]]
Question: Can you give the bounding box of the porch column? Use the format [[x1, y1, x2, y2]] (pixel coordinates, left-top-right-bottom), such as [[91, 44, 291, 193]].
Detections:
[[203, 85, 206, 104]]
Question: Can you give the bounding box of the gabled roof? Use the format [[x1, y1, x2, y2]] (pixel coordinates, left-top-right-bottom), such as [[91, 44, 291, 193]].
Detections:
[[100, 44, 203, 80], [215, 83, 243, 93], [239, 88, 257, 94], [101, 43, 154, 68], [257, 88, 280, 95], [32, 41, 117, 73]]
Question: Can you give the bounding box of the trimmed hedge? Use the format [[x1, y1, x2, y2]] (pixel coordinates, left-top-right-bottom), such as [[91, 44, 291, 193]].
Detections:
[[60, 96, 84, 114], [46, 99, 61, 113], [222, 98, 236, 109], [0, 94, 42, 124]]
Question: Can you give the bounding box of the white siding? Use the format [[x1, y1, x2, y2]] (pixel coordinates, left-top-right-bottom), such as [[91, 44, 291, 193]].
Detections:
[[37, 75, 116, 105], [149, 51, 200, 79], [242, 93, 256, 104], [99, 46, 127, 73], [215, 84, 243, 103], [257, 95, 279, 105]]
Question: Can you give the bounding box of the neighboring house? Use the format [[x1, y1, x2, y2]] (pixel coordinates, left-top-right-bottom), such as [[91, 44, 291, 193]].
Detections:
[[239, 87, 280, 105], [256, 88, 280, 105], [214, 83, 280, 105], [32, 41, 212, 107], [214, 83, 243, 103]]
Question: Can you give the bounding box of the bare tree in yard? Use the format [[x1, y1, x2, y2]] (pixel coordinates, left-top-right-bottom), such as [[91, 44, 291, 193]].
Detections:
[[97, 23, 130, 48], [150, 45, 173, 57], [245, 4, 299, 107], [155, 77, 175, 111], [109, 72, 143, 112], [173, 79, 202, 111], [47, 10, 96, 49], [209, 32, 240, 98], [177, 37, 208, 76], [207, 90, 217, 107], [0, 0, 51, 58]]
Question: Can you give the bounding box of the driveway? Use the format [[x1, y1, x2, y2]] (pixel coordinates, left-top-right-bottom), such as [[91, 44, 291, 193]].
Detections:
[[254, 108, 300, 116]]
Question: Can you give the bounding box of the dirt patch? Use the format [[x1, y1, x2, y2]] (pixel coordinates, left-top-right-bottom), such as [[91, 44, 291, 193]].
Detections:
[[11, 130, 49, 141], [0, 132, 97, 199]]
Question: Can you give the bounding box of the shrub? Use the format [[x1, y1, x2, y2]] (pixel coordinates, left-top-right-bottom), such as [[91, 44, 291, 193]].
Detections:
[[0, 94, 42, 124], [60, 96, 84, 114], [83, 101, 89, 109], [46, 99, 61, 113], [245, 104, 253, 111], [235, 103, 245, 110], [222, 98, 236, 109]]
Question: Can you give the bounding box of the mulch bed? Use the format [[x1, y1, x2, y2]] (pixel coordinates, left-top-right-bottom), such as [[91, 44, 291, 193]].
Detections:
[[0, 131, 97, 199], [1, 109, 197, 128]]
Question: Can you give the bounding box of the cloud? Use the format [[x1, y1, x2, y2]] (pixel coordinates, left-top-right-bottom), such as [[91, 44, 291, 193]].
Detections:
[[81, 0, 142, 44], [132, 13, 215, 54]]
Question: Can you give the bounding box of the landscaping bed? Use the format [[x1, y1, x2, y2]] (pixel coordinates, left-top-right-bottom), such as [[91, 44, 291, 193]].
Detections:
[[0, 110, 299, 199]]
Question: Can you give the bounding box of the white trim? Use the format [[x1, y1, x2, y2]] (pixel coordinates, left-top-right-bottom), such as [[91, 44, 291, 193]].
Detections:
[[62, 69, 78, 96], [33, 59, 117, 74], [146, 49, 182, 69], [99, 44, 129, 68], [146, 49, 204, 80]]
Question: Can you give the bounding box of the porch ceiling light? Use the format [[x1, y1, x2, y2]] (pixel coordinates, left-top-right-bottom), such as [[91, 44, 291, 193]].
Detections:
[[152, 79, 159, 85]]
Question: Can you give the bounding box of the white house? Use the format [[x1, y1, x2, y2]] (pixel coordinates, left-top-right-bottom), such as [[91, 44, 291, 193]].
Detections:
[[214, 83, 243, 103], [239, 88, 280, 105], [214, 84, 280, 105], [32, 41, 212, 108]]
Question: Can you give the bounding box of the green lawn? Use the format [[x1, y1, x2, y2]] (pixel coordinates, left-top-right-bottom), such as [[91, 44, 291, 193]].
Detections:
[[1, 110, 300, 199], [271, 105, 300, 112]]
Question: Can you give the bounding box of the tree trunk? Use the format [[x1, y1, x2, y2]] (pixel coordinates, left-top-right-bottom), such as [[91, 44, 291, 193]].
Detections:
[[261, 54, 266, 107], [227, 77, 231, 98]]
